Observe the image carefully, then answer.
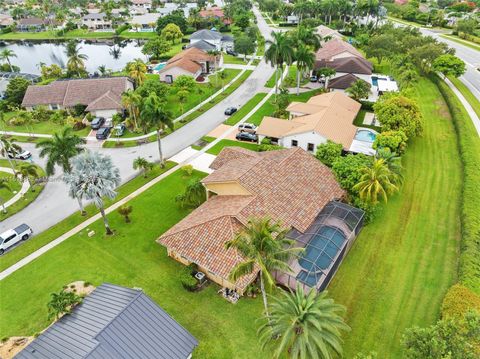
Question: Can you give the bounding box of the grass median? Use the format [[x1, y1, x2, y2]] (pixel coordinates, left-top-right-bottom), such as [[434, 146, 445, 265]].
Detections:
[[224, 93, 268, 126], [447, 76, 480, 118]]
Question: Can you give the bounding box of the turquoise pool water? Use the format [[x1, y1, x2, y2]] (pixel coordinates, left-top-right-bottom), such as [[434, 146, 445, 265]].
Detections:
[[355, 129, 376, 142], [153, 63, 166, 71]]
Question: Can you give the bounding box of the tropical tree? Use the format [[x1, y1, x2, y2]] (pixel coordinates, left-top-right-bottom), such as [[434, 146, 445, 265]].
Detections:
[[132, 156, 154, 178], [142, 37, 171, 60], [292, 26, 322, 51], [0, 49, 17, 72], [175, 179, 205, 208], [139, 93, 173, 167], [47, 289, 82, 320], [0, 178, 11, 214], [121, 90, 142, 131], [15, 163, 40, 192], [294, 44, 315, 95], [126, 59, 147, 87], [259, 284, 350, 359], [161, 23, 184, 44], [0, 136, 22, 174], [65, 41, 88, 77], [346, 79, 371, 101], [265, 32, 295, 96], [353, 158, 399, 204], [117, 205, 133, 223], [63, 151, 121, 234], [36, 127, 85, 176], [225, 217, 301, 318], [375, 148, 403, 185]]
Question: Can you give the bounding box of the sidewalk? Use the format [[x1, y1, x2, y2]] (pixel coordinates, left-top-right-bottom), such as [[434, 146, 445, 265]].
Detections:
[[0, 66, 288, 281], [0, 167, 30, 209]]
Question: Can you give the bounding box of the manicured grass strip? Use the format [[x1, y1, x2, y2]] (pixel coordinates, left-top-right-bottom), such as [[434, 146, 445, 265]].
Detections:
[[447, 76, 480, 119], [224, 93, 268, 126], [206, 139, 259, 155], [223, 54, 248, 64], [265, 68, 283, 88], [0, 162, 176, 271], [0, 160, 46, 222], [435, 76, 480, 294], [0, 29, 159, 40], [328, 77, 462, 357], [191, 136, 215, 150], [0, 169, 266, 358], [440, 34, 480, 51]]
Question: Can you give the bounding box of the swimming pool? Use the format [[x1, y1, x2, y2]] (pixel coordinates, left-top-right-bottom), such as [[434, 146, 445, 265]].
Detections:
[[153, 63, 166, 71], [355, 129, 376, 143]]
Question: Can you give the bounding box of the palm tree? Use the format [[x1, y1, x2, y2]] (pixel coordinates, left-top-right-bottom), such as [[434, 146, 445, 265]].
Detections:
[[117, 205, 133, 223], [15, 163, 40, 192], [175, 179, 205, 208], [0, 136, 22, 174], [293, 26, 322, 51], [126, 58, 147, 87], [375, 148, 404, 185], [132, 156, 154, 178], [294, 44, 314, 96], [345, 79, 371, 101], [140, 93, 173, 168], [36, 127, 85, 176], [65, 41, 88, 77], [0, 49, 17, 72], [225, 217, 302, 319], [265, 32, 295, 96], [121, 90, 142, 131], [353, 158, 399, 205], [98, 65, 108, 76], [258, 284, 350, 359], [63, 151, 120, 235], [0, 178, 11, 214]]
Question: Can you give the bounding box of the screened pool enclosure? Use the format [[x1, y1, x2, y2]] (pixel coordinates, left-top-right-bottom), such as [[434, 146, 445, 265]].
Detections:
[[275, 201, 365, 293]]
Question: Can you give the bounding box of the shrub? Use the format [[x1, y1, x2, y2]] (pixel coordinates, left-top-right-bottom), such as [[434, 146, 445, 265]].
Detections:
[[442, 284, 480, 319], [435, 76, 480, 294], [71, 104, 87, 117], [72, 120, 86, 131], [316, 140, 343, 167], [373, 130, 408, 154], [49, 111, 65, 124], [180, 265, 197, 291], [181, 164, 194, 176], [332, 154, 372, 194], [259, 144, 283, 152]]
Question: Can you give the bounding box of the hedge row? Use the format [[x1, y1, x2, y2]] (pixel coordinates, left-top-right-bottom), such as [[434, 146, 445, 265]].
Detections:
[[435, 76, 480, 294]]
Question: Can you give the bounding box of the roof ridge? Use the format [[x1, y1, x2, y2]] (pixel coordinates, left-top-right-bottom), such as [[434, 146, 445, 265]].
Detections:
[[62, 80, 71, 107]]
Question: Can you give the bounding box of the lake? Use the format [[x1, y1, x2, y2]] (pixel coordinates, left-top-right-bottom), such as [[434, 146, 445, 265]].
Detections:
[[0, 40, 148, 75]]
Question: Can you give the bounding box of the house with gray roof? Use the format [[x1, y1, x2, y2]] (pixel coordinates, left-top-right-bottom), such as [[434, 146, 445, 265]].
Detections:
[[81, 12, 112, 30], [16, 283, 198, 359], [189, 29, 233, 52]]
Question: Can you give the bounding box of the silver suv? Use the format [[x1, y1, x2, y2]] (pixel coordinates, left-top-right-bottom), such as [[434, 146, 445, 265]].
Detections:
[[238, 123, 257, 134]]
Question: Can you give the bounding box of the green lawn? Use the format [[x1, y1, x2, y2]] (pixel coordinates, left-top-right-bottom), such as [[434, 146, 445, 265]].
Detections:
[[328, 77, 462, 357], [0, 29, 159, 40], [0, 171, 20, 203], [448, 76, 480, 119], [223, 54, 248, 65], [1, 119, 90, 137], [0, 162, 175, 271], [265, 67, 283, 88], [0, 169, 266, 358], [281, 65, 308, 88], [224, 93, 268, 126], [440, 34, 480, 51], [206, 139, 259, 155]]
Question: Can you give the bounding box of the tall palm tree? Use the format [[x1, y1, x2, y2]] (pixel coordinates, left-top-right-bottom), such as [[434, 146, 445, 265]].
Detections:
[[225, 217, 302, 318], [0, 49, 17, 72], [65, 41, 88, 77], [175, 179, 205, 208], [293, 26, 322, 51], [258, 284, 350, 359], [126, 58, 147, 87], [140, 93, 173, 168], [15, 163, 40, 192], [132, 156, 154, 178], [63, 151, 120, 234], [36, 127, 85, 176], [353, 158, 399, 204], [265, 32, 295, 96], [294, 44, 315, 96], [0, 136, 22, 174], [375, 148, 404, 185], [121, 90, 142, 131], [0, 178, 11, 214]]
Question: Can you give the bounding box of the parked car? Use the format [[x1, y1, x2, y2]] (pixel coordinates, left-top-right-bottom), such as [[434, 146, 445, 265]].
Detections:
[[0, 224, 33, 255], [226, 49, 238, 56], [96, 126, 111, 140], [224, 107, 237, 115], [113, 123, 126, 137], [91, 117, 106, 129], [310, 75, 318, 82], [238, 123, 257, 133], [236, 132, 258, 142], [7, 150, 32, 160]]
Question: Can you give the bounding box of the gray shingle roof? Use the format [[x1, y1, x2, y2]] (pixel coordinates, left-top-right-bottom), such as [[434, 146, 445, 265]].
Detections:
[[190, 29, 223, 41], [16, 283, 198, 359], [187, 39, 216, 51]]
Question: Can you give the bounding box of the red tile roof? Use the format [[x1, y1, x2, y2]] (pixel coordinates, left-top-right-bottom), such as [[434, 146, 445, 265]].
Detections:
[[158, 148, 345, 291], [315, 38, 364, 61]]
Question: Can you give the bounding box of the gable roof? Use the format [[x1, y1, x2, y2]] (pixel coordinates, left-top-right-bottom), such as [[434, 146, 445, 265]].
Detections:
[[17, 283, 198, 359], [315, 38, 364, 61], [187, 39, 217, 52], [257, 92, 361, 148], [315, 56, 373, 75], [328, 73, 364, 89], [315, 25, 342, 40], [22, 77, 132, 110], [160, 47, 214, 75], [190, 29, 223, 41], [158, 148, 345, 290]]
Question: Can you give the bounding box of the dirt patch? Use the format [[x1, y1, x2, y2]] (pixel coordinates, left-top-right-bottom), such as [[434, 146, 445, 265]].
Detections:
[[0, 337, 34, 359], [64, 280, 96, 297], [435, 99, 451, 119]]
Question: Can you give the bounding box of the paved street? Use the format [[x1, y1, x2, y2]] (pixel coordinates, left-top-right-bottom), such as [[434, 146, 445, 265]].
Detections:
[[0, 6, 276, 234]]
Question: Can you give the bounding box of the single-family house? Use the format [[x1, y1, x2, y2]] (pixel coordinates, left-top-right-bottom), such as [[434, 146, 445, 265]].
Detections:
[[256, 92, 377, 155], [157, 2, 197, 17], [286, 15, 299, 24], [130, 13, 161, 31], [315, 25, 342, 42], [158, 47, 220, 83], [0, 14, 14, 28], [16, 283, 198, 359], [189, 29, 234, 51], [81, 12, 112, 30], [22, 77, 134, 118], [131, 0, 152, 10], [16, 17, 46, 32], [158, 147, 365, 294], [199, 7, 232, 25]]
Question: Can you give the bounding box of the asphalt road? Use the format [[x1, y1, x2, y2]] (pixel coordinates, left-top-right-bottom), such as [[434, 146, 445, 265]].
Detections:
[[0, 6, 276, 235]]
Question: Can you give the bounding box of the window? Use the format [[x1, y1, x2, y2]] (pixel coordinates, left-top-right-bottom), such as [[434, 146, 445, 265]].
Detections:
[[291, 140, 298, 147], [307, 143, 315, 152], [51, 104, 59, 110], [4, 234, 16, 244]]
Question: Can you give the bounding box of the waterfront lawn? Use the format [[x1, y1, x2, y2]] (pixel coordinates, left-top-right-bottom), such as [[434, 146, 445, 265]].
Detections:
[[0, 162, 176, 271], [328, 77, 462, 357], [0, 169, 266, 359], [0, 29, 159, 40]]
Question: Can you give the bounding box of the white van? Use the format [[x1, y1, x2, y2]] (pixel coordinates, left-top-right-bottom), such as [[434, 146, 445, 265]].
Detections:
[[0, 224, 33, 255]]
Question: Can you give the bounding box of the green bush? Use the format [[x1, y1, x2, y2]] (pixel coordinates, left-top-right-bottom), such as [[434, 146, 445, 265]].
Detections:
[[316, 140, 343, 167], [435, 76, 480, 294], [442, 284, 480, 319], [180, 264, 197, 291]]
